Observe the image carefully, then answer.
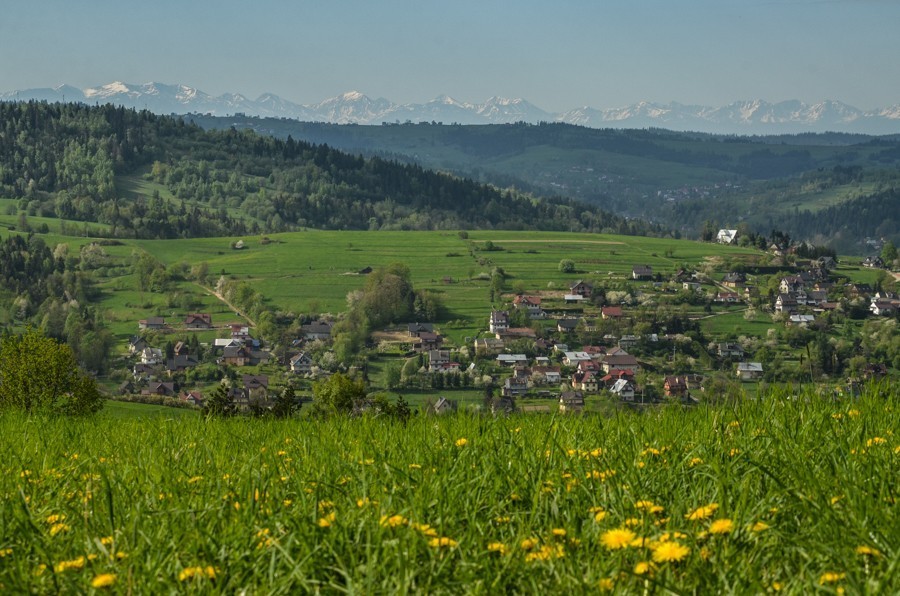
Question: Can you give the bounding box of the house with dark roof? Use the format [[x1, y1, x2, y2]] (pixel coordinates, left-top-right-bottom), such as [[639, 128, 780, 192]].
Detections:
[[407, 322, 434, 337], [489, 310, 509, 333], [138, 316, 165, 330], [559, 391, 585, 413], [166, 354, 199, 373], [601, 306, 624, 319], [301, 321, 333, 341], [569, 280, 593, 298], [290, 352, 313, 374], [632, 265, 653, 280], [184, 313, 212, 329]]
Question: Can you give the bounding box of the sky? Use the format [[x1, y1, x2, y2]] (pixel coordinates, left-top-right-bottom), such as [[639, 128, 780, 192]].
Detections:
[[2, 0, 899, 112]]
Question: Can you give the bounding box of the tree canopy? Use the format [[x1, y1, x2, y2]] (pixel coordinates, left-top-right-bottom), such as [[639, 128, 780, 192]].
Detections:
[[0, 328, 103, 415]]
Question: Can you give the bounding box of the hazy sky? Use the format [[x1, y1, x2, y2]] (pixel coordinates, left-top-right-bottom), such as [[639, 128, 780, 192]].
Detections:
[[2, 0, 899, 111]]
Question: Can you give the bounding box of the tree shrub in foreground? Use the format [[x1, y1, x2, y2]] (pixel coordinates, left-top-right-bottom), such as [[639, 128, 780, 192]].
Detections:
[[0, 328, 103, 415]]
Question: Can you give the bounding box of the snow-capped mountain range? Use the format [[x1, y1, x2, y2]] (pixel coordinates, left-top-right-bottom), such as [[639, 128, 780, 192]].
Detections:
[[3, 81, 900, 134]]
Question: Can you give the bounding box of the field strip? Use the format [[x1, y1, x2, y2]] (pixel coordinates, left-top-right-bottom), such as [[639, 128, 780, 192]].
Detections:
[[485, 239, 626, 245]]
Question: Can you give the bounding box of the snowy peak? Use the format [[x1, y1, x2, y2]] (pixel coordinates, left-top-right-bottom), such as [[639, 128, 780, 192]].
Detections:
[[2, 81, 900, 133]]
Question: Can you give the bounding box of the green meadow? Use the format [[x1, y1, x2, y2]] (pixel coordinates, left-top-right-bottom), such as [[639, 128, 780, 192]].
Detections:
[[1, 384, 897, 593]]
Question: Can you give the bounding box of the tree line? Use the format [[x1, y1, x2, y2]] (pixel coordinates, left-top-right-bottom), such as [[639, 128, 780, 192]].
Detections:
[[0, 101, 664, 237]]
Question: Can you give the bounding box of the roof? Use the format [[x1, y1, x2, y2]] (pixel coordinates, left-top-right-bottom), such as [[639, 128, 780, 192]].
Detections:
[[407, 322, 434, 333], [301, 321, 333, 334], [632, 265, 653, 276], [513, 295, 542, 306], [737, 362, 764, 373], [601, 306, 624, 317], [610, 379, 634, 393], [557, 318, 580, 330], [184, 313, 212, 325], [717, 229, 738, 243], [242, 375, 269, 389], [496, 354, 527, 365], [564, 351, 592, 361]]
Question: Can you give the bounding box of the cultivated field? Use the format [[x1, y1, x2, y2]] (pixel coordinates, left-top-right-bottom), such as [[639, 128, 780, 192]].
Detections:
[[1, 385, 897, 593]]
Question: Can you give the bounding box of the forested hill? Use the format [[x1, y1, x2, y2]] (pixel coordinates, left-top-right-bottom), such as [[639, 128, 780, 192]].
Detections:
[[0, 102, 663, 238]]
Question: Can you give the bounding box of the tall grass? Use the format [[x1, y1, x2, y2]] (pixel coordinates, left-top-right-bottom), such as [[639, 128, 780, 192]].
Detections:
[[1, 384, 897, 593]]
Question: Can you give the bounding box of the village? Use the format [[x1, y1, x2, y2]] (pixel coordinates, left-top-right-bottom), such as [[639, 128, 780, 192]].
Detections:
[[115, 231, 899, 415]]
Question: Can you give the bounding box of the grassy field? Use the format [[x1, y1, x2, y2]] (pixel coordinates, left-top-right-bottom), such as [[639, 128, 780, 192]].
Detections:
[[99, 400, 197, 419], [1, 384, 897, 593]]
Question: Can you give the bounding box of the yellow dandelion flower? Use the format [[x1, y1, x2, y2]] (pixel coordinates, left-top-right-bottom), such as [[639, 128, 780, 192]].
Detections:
[[317, 511, 336, 528], [520, 538, 539, 551], [551, 528, 567, 538], [317, 500, 334, 511], [91, 574, 117, 589], [771, 581, 783, 591], [709, 518, 735, 534], [413, 523, 438, 537], [408, 463, 422, 469], [0, 548, 13, 558], [99, 535, 114, 546], [728, 420, 741, 428], [831, 413, 844, 420], [600, 528, 637, 550], [624, 517, 642, 527], [494, 515, 511, 524], [847, 409, 860, 418], [635, 500, 655, 510], [866, 437, 887, 447], [54, 556, 86, 573], [830, 495, 843, 505], [700, 546, 712, 560], [634, 561, 652, 575], [728, 448, 741, 457], [685, 503, 719, 521], [455, 438, 468, 447], [187, 476, 203, 484], [49, 523, 70, 536], [487, 542, 508, 555], [819, 572, 845, 585], [749, 521, 770, 532], [856, 545, 882, 557], [594, 510, 608, 522], [598, 578, 615, 591], [380, 514, 408, 528], [689, 457, 704, 467], [428, 537, 458, 548], [651, 540, 690, 563]]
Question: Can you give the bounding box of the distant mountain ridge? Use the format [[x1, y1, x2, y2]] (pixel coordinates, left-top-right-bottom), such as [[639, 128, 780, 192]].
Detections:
[[3, 81, 900, 134]]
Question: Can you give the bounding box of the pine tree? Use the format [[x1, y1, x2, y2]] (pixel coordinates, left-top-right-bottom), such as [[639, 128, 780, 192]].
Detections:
[[204, 383, 233, 417]]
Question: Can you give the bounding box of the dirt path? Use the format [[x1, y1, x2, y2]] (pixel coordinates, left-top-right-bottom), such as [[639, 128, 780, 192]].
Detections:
[[193, 282, 257, 328]]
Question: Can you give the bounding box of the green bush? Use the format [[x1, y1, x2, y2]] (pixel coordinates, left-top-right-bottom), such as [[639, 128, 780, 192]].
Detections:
[[0, 328, 103, 415]]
